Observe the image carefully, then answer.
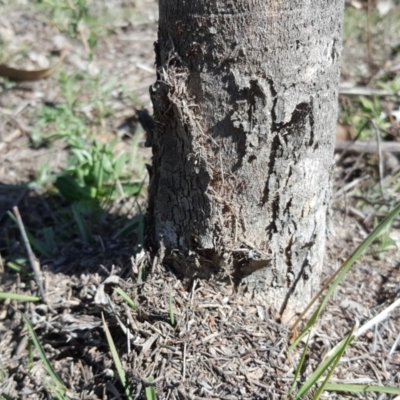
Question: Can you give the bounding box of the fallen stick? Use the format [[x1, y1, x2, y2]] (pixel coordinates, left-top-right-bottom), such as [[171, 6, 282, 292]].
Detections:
[[339, 86, 399, 97], [335, 141, 400, 153], [13, 206, 46, 302]]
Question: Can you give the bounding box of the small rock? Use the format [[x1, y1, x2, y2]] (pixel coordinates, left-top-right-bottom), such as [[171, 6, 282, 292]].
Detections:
[[52, 34, 70, 51]]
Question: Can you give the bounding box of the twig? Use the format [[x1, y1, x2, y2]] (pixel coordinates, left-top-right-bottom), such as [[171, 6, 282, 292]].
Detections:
[[335, 141, 400, 153], [339, 87, 398, 97], [12, 206, 47, 302], [0, 187, 28, 226], [367, 0, 374, 71], [182, 342, 187, 381], [370, 120, 385, 197], [326, 297, 400, 359]]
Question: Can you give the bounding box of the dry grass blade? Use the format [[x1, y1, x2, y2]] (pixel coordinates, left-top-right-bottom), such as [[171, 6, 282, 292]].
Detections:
[[101, 313, 133, 400], [169, 288, 175, 327]]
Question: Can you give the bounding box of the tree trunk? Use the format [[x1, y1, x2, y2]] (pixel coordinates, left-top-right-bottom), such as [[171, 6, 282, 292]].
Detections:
[[147, 0, 344, 321]]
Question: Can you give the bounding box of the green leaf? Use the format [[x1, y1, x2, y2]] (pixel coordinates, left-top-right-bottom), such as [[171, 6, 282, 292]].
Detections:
[[121, 182, 142, 196], [359, 96, 374, 113], [114, 152, 127, 177], [55, 175, 92, 201], [145, 377, 157, 400], [74, 198, 99, 214], [6, 260, 30, 275], [115, 288, 136, 310]]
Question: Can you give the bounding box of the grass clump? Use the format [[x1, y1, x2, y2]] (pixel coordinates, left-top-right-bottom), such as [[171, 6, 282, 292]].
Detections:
[[288, 202, 400, 399]]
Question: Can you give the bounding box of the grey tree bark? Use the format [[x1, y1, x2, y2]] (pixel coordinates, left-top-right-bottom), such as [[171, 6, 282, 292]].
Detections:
[[147, 0, 344, 321]]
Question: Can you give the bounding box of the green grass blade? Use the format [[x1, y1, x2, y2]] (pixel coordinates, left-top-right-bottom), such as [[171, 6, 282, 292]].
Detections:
[[6, 261, 25, 274], [20, 312, 67, 398], [43, 227, 56, 254], [291, 202, 400, 349], [296, 332, 354, 399], [289, 331, 311, 396], [102, 314, 133, 400], [323, 383, 400, 395], [0, 292, 40, 302], [115, 288, 136, 310], [72, 203, 94, 243], [93, 150, 105, 192], [112, 215, 142, 239], [311, 328, 354, 400], [145, 377, 157, 400]]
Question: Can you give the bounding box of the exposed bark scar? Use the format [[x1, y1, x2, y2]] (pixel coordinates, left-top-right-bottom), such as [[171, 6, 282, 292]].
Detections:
[[261, 134, 280, 206]]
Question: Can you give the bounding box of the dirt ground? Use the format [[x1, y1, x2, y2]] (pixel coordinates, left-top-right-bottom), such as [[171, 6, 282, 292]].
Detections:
[[1, 1, 400, 399]]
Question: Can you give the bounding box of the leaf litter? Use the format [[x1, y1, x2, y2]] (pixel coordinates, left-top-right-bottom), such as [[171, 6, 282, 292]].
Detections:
[[1, 1, 400, 399]]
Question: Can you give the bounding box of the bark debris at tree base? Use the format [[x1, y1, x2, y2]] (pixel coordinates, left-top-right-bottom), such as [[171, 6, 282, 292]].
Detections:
[[1, 238, 400, 399]]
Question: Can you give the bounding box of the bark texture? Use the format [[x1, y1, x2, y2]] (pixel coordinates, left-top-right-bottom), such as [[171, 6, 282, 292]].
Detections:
[[148, 0, 344, 320]]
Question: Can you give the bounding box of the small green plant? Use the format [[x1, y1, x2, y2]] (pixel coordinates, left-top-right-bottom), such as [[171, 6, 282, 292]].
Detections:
[[26, 68, 145, 247], [31, 104, 87, 148], [35, 0, 90, 38], [34, 0, 133, 54], [55, 138, 142, 203], [339, 95, 389, 141]]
